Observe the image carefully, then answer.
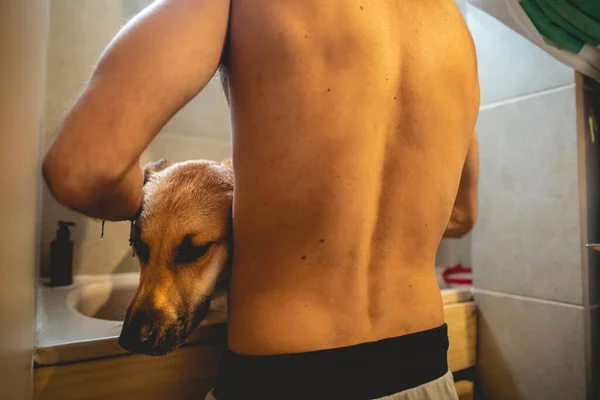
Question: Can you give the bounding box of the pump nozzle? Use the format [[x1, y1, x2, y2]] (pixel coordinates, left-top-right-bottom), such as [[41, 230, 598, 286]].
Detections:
[[56, 221, 76, 241]]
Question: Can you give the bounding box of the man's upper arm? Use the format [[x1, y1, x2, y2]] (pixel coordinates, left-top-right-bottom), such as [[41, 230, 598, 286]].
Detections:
[[44, 0, 230, 195]]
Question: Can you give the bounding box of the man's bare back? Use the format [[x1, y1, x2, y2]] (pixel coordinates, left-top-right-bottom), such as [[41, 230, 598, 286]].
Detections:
[[224, 0, 480, 355]]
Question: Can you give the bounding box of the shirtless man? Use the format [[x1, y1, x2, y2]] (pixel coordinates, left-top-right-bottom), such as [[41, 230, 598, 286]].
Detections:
[[43, 0, 479, 398]]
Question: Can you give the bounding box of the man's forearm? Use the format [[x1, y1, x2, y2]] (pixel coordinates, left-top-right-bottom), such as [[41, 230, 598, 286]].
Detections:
[[443, 130, 479, 239], [444, 210, 476, 238]]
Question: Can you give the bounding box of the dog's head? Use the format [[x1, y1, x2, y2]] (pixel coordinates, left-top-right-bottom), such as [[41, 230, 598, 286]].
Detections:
[[119, 159, 233, 356]]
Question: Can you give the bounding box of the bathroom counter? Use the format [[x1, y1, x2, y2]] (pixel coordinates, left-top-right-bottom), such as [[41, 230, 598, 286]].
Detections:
[[35, 273, 472, 366]]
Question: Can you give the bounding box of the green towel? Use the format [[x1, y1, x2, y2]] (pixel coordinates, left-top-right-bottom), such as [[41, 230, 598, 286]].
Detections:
[[520, 0, 584, 53], [570, 0, 600, 21], [497, 0, 600, 82], [545, 0, 600, 42], [536, 0, 600, 45]]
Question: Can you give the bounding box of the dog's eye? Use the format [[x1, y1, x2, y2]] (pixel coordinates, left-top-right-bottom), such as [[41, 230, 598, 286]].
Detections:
[[174, 235, 214, 265], [134, 241, 150, 264]]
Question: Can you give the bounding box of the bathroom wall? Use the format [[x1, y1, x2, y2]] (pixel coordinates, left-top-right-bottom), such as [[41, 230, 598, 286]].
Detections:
[[0, 1, 48, 398], [466, 2, 587, 398], [40, 0, 231, 276]]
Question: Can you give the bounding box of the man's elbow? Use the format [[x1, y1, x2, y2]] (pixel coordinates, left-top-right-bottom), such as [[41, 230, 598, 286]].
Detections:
[[445, 208, 477, 239], [458, 210, 477, 237], [43, 156, 84, 211], [42, 154, 117, 213]]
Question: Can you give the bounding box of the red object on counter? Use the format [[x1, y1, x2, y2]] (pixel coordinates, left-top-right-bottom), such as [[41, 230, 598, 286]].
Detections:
[[442, 264, 472, 285]]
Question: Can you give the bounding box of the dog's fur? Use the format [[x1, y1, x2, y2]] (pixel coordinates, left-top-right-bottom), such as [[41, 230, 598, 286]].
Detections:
[[119, 159, 233, 356]]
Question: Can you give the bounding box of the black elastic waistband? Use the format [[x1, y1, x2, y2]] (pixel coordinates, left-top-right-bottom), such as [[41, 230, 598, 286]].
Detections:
[[214, 323, 449, 400]]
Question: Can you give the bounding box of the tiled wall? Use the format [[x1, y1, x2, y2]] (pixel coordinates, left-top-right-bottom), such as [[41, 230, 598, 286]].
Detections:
[[466, 2, 588, 398], [40, 0, 231, 276]]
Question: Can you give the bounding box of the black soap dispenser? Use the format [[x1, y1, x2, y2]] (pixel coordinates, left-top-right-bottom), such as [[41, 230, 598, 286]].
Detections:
[[49, 221, 76, 287]]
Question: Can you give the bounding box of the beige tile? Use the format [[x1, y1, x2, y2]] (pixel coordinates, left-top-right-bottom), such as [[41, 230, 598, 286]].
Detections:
[[40, 188, 140, 276], [45, 0, 124, 142], [469, 0, 531, 36], [436, 235, 472, 268], [467, 4, 574, 106], [149, 133, 232, 163], [161, 78, 231, 140], [454, 0, 467, 16], [475, 291, 586, 400], [122, 0, 152, 21], [472, 87, 582, 304]]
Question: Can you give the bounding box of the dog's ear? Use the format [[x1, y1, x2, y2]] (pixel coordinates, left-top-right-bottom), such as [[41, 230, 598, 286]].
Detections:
[[143, 159, 173, 184], [220, 158, 233, 171]]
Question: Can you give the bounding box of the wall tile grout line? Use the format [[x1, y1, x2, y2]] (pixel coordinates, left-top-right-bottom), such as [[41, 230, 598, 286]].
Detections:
[[480, 83, 576, 111], [473, 287, 585, 309]]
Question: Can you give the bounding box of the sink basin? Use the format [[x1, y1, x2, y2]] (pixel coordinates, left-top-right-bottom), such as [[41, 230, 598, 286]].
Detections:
[[36, 273, 229, 366], [68, 274, 228, 323], [71, 275, 139, 321]]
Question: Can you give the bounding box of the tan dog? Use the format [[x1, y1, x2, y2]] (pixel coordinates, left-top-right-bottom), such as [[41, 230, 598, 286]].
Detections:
[[119, 159, 233, 356]]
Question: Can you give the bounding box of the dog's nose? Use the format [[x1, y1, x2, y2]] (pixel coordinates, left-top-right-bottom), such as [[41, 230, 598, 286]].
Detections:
[[139, 322, 154, 343], [119, 309, 158, 354]]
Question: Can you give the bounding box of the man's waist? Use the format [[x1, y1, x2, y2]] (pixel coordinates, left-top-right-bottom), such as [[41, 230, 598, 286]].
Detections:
[[215, 324, 450, 400]]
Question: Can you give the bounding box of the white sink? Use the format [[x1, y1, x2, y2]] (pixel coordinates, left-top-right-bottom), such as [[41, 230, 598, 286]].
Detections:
[[70, 275, 139, 321]]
